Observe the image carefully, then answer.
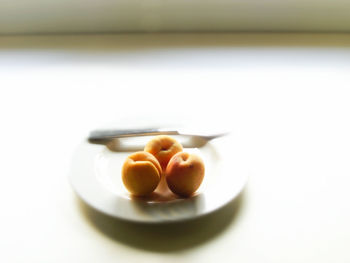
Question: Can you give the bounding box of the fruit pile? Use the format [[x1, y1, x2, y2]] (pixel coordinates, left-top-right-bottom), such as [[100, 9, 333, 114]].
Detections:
[[122, 135, 205, 197]]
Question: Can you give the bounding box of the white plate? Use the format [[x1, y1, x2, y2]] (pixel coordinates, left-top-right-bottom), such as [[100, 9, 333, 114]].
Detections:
[[69, 131, 248, 223]]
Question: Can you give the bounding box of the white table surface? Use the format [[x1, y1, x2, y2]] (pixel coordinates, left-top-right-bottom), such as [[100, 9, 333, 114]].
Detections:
[[0, 33, 350, 263]]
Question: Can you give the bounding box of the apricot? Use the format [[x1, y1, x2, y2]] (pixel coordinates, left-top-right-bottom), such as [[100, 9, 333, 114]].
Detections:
[[165, 152, 205, 197], [122, 151, 162, 196], [144, 135, 183, 170]]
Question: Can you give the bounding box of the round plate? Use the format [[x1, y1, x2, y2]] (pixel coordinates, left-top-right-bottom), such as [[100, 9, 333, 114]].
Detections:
[[69, 132, 248, 223]]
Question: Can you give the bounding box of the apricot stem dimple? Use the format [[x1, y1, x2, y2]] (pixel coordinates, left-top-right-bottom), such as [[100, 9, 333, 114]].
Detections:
[[181, 153, 190, 162]]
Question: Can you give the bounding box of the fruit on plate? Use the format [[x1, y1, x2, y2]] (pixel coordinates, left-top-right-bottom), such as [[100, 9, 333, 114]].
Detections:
[[165, 152, 205, 197], [144, 135, 183, 170], [122, 151, 162, 196]]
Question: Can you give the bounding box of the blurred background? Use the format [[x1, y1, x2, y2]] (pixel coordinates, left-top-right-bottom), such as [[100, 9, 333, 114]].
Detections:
[[1, 1, 350, 263], [1, 0, 350, 33]]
